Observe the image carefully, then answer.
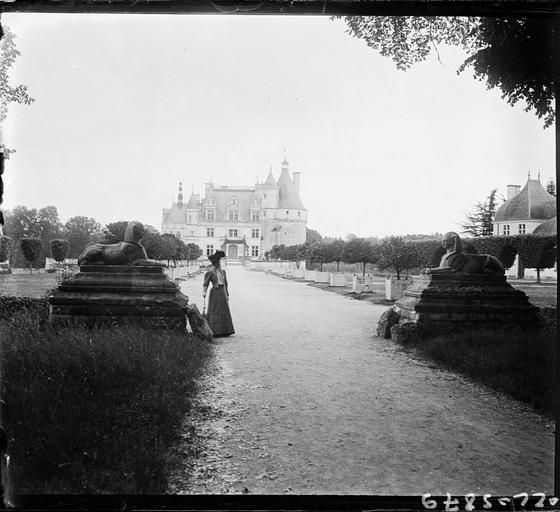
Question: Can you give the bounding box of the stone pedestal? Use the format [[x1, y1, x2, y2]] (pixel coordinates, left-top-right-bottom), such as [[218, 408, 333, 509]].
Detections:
[[49, 265, 189, 330], [394, 273, 538, 331]]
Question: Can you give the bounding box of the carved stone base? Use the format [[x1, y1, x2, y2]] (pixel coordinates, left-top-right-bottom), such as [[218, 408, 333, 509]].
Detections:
[[49, 265, 189, 330], [393, 273, 538, 332]]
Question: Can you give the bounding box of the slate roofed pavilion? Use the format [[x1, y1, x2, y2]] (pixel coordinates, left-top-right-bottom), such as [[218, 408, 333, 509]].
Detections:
[[493, 173, 556, 236]]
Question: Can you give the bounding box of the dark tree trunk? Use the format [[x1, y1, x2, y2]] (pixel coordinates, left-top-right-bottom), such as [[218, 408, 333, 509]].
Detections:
[[517, 258, 525, 279], [362, 262, 366, 277], [337, 261, 340, 272], [536, 267, 541, 283]]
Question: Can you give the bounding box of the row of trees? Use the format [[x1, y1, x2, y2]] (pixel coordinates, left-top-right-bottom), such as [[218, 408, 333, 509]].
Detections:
[[0, 206, 204, 269], [268, 233, 557, 282]]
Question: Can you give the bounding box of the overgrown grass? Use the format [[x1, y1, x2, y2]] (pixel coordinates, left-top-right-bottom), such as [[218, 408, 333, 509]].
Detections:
[[402, 309, 556, 417], [0, 298, 212, 494]]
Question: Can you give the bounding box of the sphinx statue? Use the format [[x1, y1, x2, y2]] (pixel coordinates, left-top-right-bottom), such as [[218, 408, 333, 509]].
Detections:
[[421, 231, 504, 275], [78, 220, 164, 266]]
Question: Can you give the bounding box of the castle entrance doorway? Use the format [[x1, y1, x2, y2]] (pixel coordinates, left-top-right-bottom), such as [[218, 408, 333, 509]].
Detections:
[[228, 244, 239, 260]]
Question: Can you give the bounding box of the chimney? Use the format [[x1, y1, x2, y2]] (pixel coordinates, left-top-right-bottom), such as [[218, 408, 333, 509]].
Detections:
[[506, 184, 521, 201], [292, 172, 301, 193]]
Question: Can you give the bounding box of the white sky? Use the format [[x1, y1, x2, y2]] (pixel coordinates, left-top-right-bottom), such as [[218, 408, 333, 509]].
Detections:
[[1, 13, 555, 238]]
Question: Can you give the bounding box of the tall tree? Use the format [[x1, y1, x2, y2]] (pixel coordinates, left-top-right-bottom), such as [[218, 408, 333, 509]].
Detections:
[[37, 206, 64, 257], [1, 25, 35, 158], [306, 228, 323, 244], [338, 16, 556, 128], [377, 236, 419, 280], [462, 189, 498, 237], [64, 216, 102, 258], [343, 237, 377, 276], [323, 239, 346, 271]]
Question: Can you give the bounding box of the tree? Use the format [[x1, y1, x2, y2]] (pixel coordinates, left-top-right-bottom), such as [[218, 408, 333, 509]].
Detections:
[[306, 241, 325, 271], [64, 216, 102, 258], [37, 206, 64, 258], [161, 233, 185, 266], [462, 189, 498, 237], [306, 228, 323, 244], [343, 237, 377, 277], [50, 239, 70, 263], [339, 16, 556, 128], [1, 25, 35, 159], [105, 221, 130, 242], [0, 236, 14, 263], [20, 238, 42, 273], [546, 179, 556, 197], [377, 236, 419, 280], [184, 242, 203, 264], [323, 239, 346, 271]]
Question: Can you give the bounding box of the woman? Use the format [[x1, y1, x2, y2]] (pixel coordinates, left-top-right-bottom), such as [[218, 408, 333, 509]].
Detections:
[[203, 250, 235, 337]]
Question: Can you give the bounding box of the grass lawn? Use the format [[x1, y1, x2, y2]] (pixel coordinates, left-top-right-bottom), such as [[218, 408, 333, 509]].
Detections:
[[0, 272, 59, 299]]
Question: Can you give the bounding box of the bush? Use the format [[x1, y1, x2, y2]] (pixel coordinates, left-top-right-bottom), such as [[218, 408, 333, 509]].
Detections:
[[402, 317, 555, 416], [20, 238, 43, 272], [50, 239, 71, 263], [0, 301, 212, 493], [0, 236, 14, 263]]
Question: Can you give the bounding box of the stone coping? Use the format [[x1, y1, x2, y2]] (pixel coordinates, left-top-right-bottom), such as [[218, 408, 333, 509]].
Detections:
[[79, 265, 165, 274]]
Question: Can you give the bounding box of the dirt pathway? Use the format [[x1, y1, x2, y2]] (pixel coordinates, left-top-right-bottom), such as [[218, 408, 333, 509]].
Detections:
[[168, 267, 554, 495]]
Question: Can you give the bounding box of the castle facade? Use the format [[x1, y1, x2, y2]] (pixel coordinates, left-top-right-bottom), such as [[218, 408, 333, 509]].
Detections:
[[161, 155, 307, 261]]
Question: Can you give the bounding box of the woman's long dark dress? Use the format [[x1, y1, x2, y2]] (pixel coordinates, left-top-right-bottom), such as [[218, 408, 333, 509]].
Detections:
[[203, 267, 235, 337]]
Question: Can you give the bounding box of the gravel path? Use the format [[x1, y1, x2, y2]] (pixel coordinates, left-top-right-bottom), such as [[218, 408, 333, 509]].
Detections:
[[168, 266, 554, 495]]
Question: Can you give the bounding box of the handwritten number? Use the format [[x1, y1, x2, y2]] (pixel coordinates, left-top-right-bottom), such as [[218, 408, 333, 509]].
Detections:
[[514, 493, 529, 507], [482, 495, 492, 509], [533, 493, 546, 508], [464, 493, 476, 511], [422, 494, 437, 510], [444, 493, 460, 512], [497, 497, 510, 506]]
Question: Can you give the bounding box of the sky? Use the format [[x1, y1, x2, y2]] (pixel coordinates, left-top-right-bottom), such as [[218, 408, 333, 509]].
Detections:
[[1, 13, 556, 238]]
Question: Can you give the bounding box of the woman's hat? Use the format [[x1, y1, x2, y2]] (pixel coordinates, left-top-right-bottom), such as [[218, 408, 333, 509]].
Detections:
[[208, 250, 226, 263]]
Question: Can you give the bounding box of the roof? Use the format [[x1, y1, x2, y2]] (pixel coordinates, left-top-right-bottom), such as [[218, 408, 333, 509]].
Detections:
[[261, 171, 279, 189], [277, 168, 306, 210], [201, 186, 260, 222], [186, 192, 198, 209], [162, 203, 187, 224], [533, 216, 557, 235], [494, 179, 556, 222]]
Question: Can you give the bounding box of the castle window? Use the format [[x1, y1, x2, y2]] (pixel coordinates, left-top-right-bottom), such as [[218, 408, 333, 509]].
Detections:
[[229, 229, 238, 237], [251, 246, 259, 257], [207, 198, 215, 206], [503, 225, 510, 235], [298, 211, 301, 217], [228, 210, 240, 222], [231, 197, 239, 207], [176, 231, 181, 239], [205, 209, 215, 221], [518, 223, 526, 234], [206, 244, 214, 256], [187, 215, 192, 224], [251, 211, 260, 222], [207, 227, 214, 237], [285, 211, 289, 216], [252, 229, 259, 239]]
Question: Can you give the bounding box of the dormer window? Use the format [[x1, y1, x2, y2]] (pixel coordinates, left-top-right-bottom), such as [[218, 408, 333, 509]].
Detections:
[[207, 198, 216, 207], [231, 197, 239, 207]]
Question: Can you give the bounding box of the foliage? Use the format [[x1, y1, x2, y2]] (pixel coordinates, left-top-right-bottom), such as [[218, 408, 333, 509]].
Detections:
[[343, 237, 377, 277], [0, 235, 14, 263], [403, 320, 556, 416], [161, 234, 186, 265], [462, 189, 498, 237], [0, 25, 35, 157], [64, 216, 102, 258], [0, 301, 212, 493], [184, 242, 203, 262], [306, 241, 325, 271], [410, 239, 443, 269], [105, 221, 129, 242], [377, 236, 419, 280], [20, 237, 42, 272], [50, 239, 71, 263], [306, 228, 323, 244], [322, 239, 346, 271], [339, 16, 556, 128]]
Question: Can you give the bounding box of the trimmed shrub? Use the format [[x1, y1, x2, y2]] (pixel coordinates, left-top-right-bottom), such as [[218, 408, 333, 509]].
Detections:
[[20, 238, 43, 273], [50, 239, 71, 263], [0, 235, 14, 263]]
